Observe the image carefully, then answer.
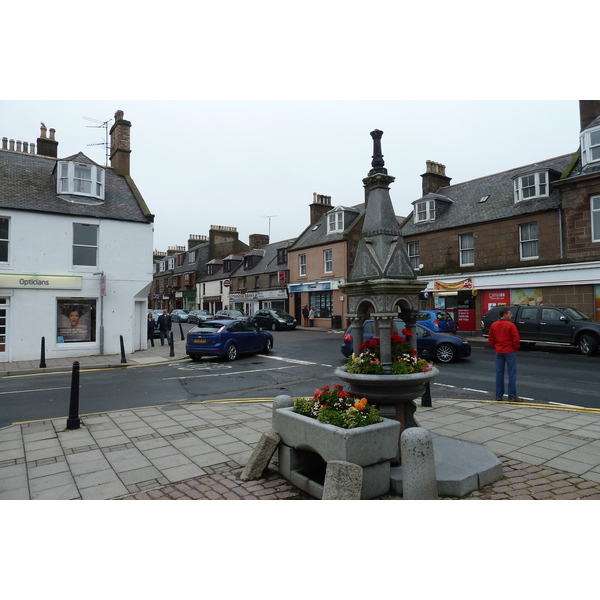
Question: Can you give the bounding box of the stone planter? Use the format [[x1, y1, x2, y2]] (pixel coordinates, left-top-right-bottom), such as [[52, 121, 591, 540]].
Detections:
[[333, 366, 439, 440], [272, 403, 400, 499]]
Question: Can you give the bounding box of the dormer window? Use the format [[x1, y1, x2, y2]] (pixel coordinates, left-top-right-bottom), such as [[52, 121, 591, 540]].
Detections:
[[327, 210, 344, 234], [168, 258, 175, 270], [414, 200, 435, 223], [581, 126, 600, 166], [244, 256, 253, 270], [513, 171, 548, 202], [57, 161, 105, 200]]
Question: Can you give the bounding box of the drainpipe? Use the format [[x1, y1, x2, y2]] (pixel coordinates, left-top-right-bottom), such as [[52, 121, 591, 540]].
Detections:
[[94, 271, 105, 355], [558, 207, 564, 259]]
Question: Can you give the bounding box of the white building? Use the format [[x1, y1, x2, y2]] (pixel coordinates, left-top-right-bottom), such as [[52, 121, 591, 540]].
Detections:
[[0, 111, 154, 362]]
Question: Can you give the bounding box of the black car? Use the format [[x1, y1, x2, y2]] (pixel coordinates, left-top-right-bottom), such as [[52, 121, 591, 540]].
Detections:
[[252, 309, 297, 331], [341, 318, 471, 363]]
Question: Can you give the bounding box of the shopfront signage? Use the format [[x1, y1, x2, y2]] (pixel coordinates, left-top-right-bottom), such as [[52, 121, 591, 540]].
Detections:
[[0, 273, 82, 290]]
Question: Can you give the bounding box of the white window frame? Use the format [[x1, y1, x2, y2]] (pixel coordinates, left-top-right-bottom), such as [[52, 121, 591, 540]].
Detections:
[[159, 261, 166, 272], [407, 241, 419, 270], [0, 216, 8, 263], [414, 200, 435, 223], [72, 223, 98, 267], [514, 171, 548, 202], [188, 251, 196, 264], [324, 249, 333, 273], [459, 233, 474, 267], [519, 222, 539, 260], [58, 161, 105, 200], [299, 254, 307, 277], [581, 126, 600, 167], [327, 210, 344, 234], [592, 195, 600, 242], [168, 258, 175, 270]]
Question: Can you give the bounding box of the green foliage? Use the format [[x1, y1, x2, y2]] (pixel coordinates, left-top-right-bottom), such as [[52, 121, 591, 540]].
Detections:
[[293, 384, 383, 429]]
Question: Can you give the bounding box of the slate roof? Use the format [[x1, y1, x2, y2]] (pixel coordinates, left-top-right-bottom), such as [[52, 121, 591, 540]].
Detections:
[[0, 149, 153, 223], [233, 239, 295, 277], [400, 154, 575, 236], [289, 205, 364, 251]]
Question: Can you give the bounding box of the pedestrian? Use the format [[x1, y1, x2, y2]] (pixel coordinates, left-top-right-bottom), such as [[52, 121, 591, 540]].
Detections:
[[488, 307, 522, 402], [302, 304, 309, 327], [147, 313, 155, 347], [308, 305, 315, 327], [157, 308, 172, 347]]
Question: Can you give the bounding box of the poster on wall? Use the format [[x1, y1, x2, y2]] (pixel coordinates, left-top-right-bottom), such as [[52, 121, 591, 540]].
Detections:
[[511, 288, 543, 306], [596, 285, 600, 321], [482, 290, 510, 315], [57, 300, 94, 343]]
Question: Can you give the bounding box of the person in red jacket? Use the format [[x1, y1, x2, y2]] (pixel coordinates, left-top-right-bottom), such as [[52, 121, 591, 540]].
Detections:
[[488, 307, 522, 402]]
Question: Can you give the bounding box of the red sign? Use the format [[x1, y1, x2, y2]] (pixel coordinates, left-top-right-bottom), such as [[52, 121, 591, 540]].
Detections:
[[278, 271, 286, 283], [223, 279, 231, 288]]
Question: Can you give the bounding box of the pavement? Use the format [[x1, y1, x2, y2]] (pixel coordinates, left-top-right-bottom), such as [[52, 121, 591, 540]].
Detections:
[[2, 327, 600, 500]]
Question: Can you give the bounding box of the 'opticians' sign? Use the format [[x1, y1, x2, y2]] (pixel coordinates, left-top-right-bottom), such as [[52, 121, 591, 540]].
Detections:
[[0, 273, 83, 290]]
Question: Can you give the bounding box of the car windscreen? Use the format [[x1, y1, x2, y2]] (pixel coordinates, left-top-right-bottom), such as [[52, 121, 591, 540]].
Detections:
[[563, 307, 591, 321], [273, 310, 289, 318], [191, 324, 224, 334]]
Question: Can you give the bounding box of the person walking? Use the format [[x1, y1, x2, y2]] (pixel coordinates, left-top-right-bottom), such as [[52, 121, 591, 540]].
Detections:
[[488, 307, 522, 402], [147, 313, 155, 347], [157, 308, 172, 347], [302, 304, 309, 327], [308, 306, 315, 327]]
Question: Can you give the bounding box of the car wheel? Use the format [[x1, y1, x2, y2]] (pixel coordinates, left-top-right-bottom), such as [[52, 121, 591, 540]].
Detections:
[[188, 354, 202, 362], [271, 322, 277, 331], [262, 338, 273, 353], [579, 334, 599, 356], [435, 343, 456, 363], [225, 344, 238, 361]]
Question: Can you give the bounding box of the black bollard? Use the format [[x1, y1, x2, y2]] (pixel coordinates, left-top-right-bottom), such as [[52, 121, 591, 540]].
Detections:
[[169, 331, 175, 357], [66, 361, 81, 430], [120, 335, 127, 363], [421, 381, 432, 408], [40, 337, 46, 369], [179, 320, 184, 340]]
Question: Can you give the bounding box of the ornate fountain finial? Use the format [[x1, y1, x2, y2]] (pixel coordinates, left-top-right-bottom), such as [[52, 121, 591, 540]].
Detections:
[[368, 129, 387, 175]]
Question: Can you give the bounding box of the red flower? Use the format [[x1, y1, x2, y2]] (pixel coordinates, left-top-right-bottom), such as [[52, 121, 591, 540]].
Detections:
[[323, 385, 330, 391], [402, 328, 412, 337]]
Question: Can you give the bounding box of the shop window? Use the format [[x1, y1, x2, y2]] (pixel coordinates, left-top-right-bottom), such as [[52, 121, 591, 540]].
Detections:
[[57, 299, 97, 343], [310, 291, 333, 318]]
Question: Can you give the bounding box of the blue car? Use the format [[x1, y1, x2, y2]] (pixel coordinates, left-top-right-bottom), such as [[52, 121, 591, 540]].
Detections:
[[186, 319, 273, 362], [341, 318, 471, 363], [417, 310, 457, 333]]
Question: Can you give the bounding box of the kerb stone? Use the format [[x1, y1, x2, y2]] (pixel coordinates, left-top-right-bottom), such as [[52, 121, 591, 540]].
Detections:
[[240, 429, 280, 481], [322, 460, 363, 500], [401, 427, 438, 500]]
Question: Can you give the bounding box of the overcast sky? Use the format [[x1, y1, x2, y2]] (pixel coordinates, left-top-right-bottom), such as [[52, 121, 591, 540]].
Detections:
[[0, 99, 583, 253]]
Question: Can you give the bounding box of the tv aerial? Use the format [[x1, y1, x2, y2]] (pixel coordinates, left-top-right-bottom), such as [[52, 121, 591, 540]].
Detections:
[[84, 116, 113, 165], [260, 214, 277, 238]]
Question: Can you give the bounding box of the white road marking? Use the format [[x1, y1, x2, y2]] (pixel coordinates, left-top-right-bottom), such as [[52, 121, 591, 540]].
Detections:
[[0, 386, 71, 395], [163, 365, 299, 380]]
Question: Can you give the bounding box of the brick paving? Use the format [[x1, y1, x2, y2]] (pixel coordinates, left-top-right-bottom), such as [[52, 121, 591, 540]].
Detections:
[[115, 455, 600, 500]]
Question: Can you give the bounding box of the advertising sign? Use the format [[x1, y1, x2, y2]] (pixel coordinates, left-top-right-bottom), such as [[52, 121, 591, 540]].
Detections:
[[57, 300, 94, 343]]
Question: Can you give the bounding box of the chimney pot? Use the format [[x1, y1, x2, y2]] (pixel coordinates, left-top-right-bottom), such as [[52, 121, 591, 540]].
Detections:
[[9, 139, 15, 151], [1, 137, 7, 150], [40, 125, 47, 138]]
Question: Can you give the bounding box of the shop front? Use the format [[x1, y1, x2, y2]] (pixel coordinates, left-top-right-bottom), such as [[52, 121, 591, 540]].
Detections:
[[419, 262, 600, 333], [288, 279, 346, 328]]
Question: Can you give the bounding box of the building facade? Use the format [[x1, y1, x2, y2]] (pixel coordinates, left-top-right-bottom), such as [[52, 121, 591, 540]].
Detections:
[[0, 111, 154, 361], [400, 101, 600, 331]]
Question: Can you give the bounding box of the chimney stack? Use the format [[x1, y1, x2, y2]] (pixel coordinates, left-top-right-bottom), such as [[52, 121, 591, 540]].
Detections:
[[110, 109, 131, 176], [310, 192, 332, 225], [37, 124, 58, 158], [579, 100, 600, 132], [421, 160, 451, 196], [249, 234, 269, 249]]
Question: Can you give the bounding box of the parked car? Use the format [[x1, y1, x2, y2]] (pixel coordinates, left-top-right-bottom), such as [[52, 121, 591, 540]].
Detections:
[[170, 309, 189, 322], [252, 309, 297, 331], [214, 309, 250, 321], [187, 309, 214, 324], [482, 304, 600, 356], [417, 310, 457, 333], [186, 319, 273, 361], [341, 318, 471, 363]]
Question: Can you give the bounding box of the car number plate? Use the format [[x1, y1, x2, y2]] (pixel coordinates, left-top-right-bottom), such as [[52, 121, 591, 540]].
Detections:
[[194, 339, 206, 343]]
